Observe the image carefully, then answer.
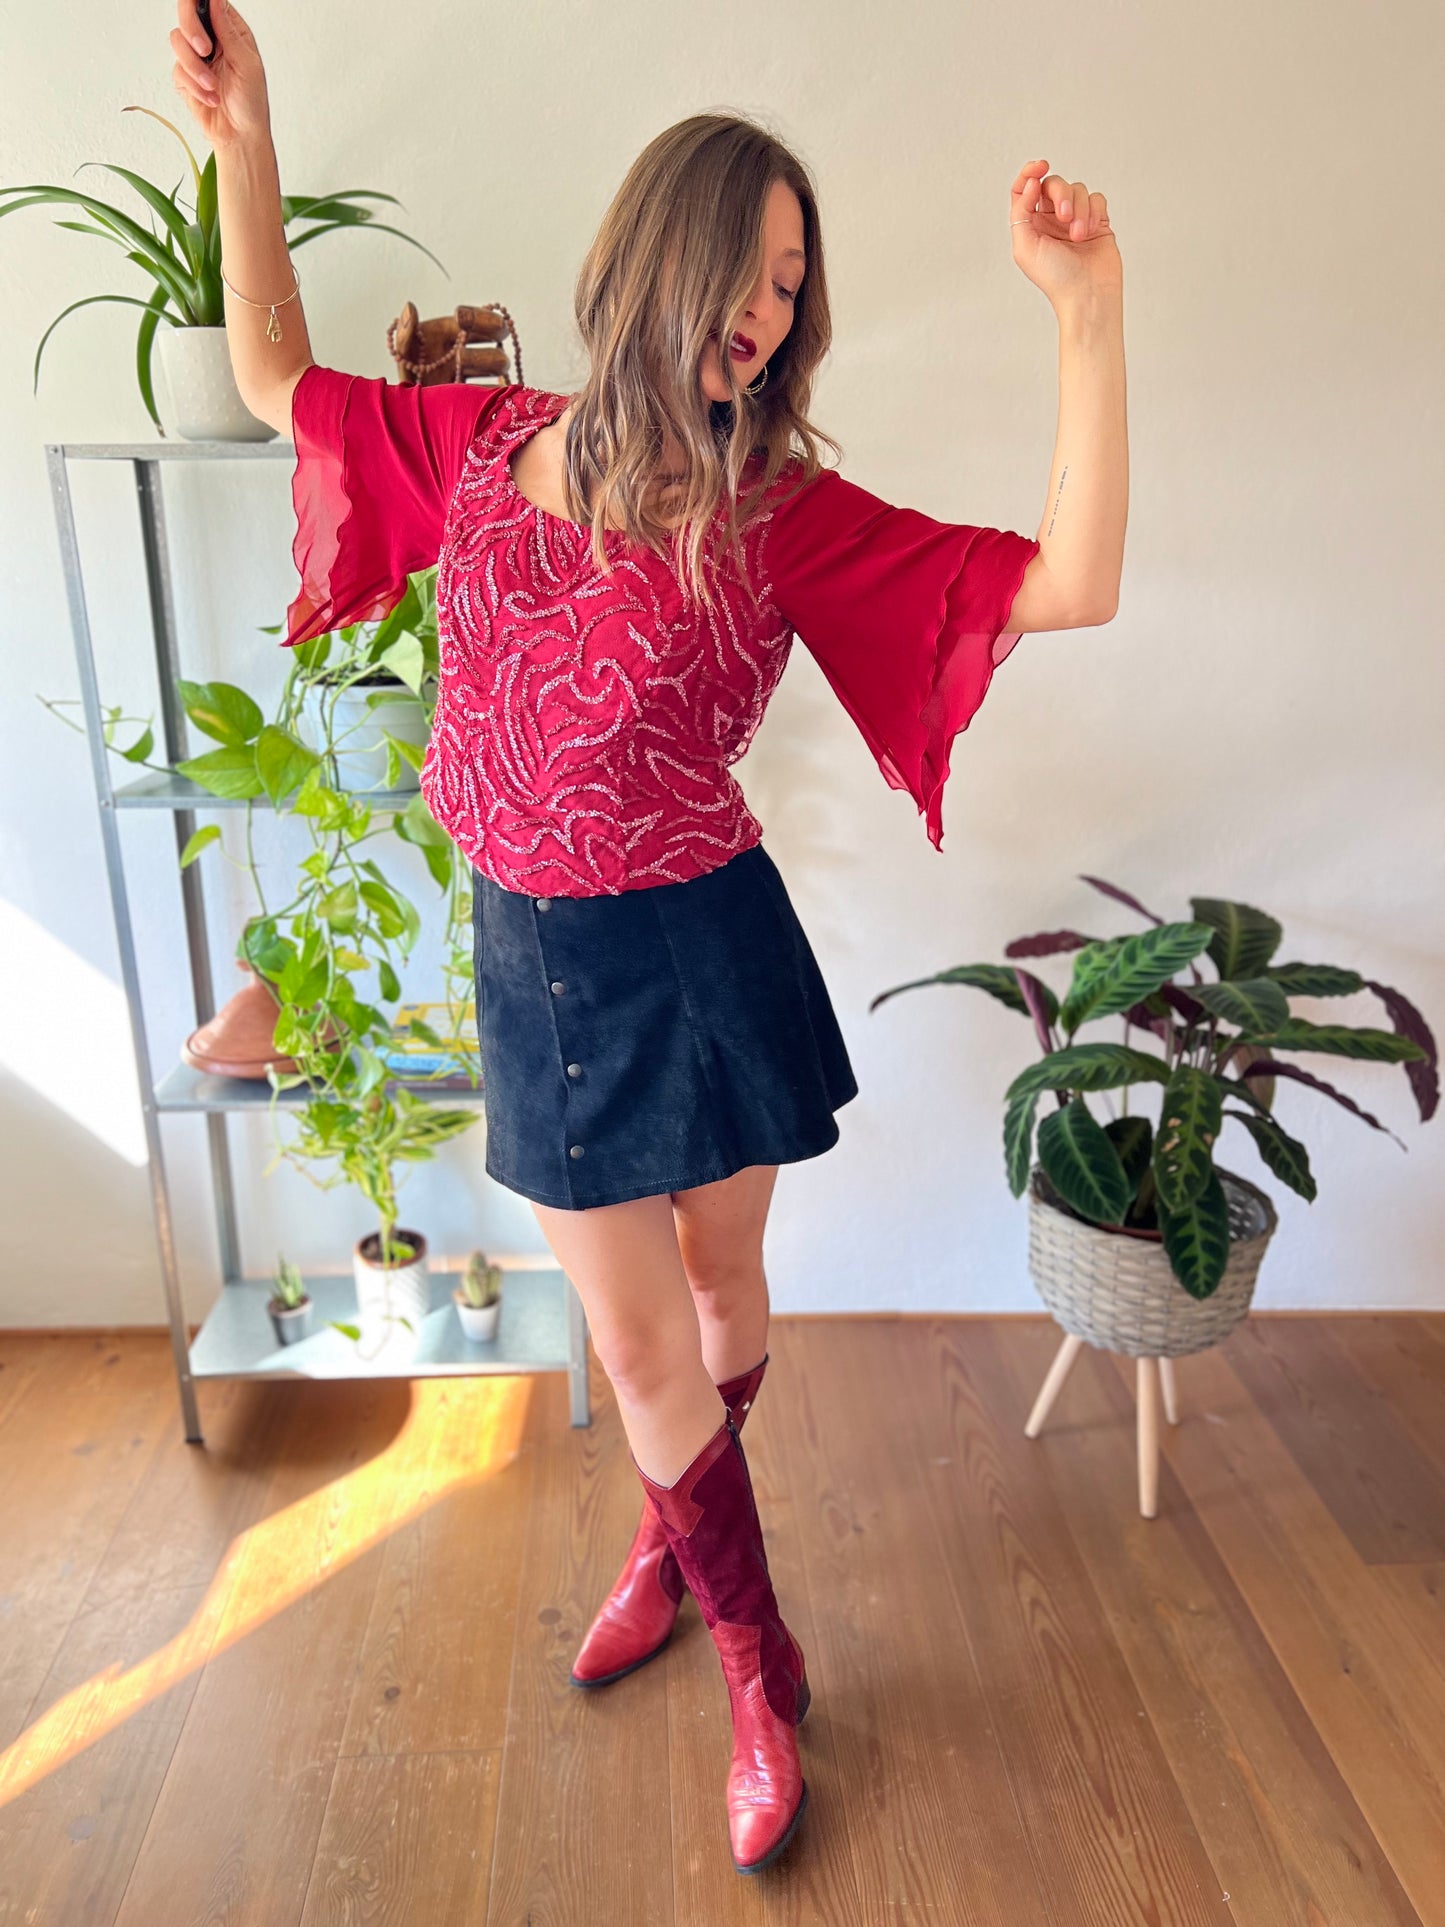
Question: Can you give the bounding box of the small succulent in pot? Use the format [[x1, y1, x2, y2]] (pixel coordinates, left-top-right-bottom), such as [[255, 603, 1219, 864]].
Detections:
[[455, 1248, 504, 1342], [267, 1253, 313, 1346]]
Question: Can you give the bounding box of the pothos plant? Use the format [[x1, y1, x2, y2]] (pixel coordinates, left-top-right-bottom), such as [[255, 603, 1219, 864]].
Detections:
[[872, 876, 1438, 1302], [41, 565, 481, 1284]]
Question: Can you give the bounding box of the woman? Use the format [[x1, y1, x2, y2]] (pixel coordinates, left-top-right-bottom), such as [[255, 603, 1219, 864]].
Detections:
[[173, 0, 1125, 1878]]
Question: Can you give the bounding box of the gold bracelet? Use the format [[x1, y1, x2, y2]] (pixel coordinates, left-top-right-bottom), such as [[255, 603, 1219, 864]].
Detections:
[[219, 259, 300, 344]]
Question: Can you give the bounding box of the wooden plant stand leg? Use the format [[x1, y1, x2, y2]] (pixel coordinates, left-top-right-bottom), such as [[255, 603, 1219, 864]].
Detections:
[[1024, 1330, 1086, 1439], [1137, 1357, 1161, 1518], [1159, 1355, 1181, 1426]]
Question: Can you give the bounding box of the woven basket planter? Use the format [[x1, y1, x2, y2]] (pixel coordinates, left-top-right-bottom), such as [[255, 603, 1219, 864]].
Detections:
[[1026, 1164, 1279, 1358]]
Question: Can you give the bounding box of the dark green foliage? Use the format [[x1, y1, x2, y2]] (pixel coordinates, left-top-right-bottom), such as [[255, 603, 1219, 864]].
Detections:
[[876, 880, 1436, 1303]]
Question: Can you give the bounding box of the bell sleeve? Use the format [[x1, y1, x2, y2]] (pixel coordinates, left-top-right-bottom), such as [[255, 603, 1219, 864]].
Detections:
[[282, 364, 513, 649], [762, 465, 1041, 850]]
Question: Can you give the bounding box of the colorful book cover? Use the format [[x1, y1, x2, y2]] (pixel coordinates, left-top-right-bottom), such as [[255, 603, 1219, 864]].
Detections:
[[377, 1000, 482, 1083]]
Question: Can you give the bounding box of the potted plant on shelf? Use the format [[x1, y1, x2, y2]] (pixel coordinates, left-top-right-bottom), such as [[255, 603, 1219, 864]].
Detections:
[[454, 1248, 504, 1341], [267, 1253, 313, 1345], [0, 110, 444, 439], [40, 567, 485, 1351], [873, 876, 1437, 1361]]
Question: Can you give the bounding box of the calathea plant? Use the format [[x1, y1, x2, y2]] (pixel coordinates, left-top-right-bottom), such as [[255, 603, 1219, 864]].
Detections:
[[872, 877, 1437, 1302]]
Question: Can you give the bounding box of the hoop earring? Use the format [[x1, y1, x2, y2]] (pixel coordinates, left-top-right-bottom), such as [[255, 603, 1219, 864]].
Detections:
[[745, 361, 769, 396]]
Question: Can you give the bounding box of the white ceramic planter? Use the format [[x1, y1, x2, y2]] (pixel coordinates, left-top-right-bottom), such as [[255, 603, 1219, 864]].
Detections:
[[154, 324, 278, 443], [299, 679, 431, 792], [352, 1228, 430, 1348], [453, 1290, 502, 1342]]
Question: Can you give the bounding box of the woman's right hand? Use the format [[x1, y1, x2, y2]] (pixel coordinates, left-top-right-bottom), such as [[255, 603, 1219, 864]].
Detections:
[[169, 0, 270, 148]]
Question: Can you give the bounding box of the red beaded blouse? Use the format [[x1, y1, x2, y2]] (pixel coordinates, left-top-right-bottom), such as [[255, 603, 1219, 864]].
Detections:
[[283, 367, 1040, 897]]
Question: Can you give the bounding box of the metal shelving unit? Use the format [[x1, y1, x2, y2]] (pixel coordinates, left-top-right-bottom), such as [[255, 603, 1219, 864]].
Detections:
[[45, 433, 590, 1443]]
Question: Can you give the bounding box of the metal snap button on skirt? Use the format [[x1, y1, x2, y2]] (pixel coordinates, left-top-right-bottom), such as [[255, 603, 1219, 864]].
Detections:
[[470, 841, 859, 1210]]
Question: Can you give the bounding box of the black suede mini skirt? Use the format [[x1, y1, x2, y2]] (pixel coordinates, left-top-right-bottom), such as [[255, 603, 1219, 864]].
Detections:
[[469, 841, 859, 1210]]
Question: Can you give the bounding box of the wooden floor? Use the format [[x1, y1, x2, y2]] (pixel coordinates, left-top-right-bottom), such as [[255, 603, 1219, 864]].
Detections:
[[0, 1312, 1442, 1926]]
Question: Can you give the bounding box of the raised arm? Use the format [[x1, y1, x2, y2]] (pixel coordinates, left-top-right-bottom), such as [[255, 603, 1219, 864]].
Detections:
[[1004, 158, 1128, 634], [168, 0, 312, 433]]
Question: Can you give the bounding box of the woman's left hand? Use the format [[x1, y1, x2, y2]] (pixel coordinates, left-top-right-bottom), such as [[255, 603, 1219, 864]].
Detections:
[[1009, 160, 1121, 307]]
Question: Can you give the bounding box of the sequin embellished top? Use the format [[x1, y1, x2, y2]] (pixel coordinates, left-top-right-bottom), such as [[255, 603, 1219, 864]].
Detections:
[[283, 368, 1040, 897]]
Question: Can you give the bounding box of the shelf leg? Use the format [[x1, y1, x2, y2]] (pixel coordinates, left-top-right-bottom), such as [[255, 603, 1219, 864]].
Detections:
[[48, 447, 204, 1446], [134, 462, 243, 1288]]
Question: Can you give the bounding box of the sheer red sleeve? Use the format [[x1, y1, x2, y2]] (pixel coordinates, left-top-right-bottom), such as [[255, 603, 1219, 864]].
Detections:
[[282, 365, 513, 649], [762, 465, 1041, 850]]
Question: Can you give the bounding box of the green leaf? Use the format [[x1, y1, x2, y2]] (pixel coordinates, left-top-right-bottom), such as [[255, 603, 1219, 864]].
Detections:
[[175, 678, 263, 747], [290, 766, 350, 829], [1226, 1109, 1316, 1201], [1152, 1065, 1223, 1213], [1003, 1088, 1040, 1197], [386, 731, 427, 773], [1264, 962, 1364, 998], [1242, 1018, 1426, 1064], [316, 881, 358, 932], [359, 879, 407, 941], [1158, 1168, 1232, 1300], [178, 823, 220, 869], [254, 724, 320, 805], [240, 919, 291, 977], [1192, 977, 1291, 1035], [293, 634, 331, 674], [1103, 1113, 1153, 1196], [377, 632, 426, 694], [407, 1017, 446, 1047], [1005, 1043, 1172, 1104], [1037, 1096, 1130, 1223], [871, 963, 1033, 1018], [354, 1046, 388, 1096], [393, 787, 450, 846], [377, 958, 401, 1002], [1190, 897, 1283, 980], [1058, 922, 1214, 1033], [119, 722, 155, 763], [175, 745, 263, 800]]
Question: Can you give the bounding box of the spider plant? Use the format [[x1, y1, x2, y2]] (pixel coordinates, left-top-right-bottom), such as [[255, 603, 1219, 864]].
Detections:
[[0, 106, 445, 432]]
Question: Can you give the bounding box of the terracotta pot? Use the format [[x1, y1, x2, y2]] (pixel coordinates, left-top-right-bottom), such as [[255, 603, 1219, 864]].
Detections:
[[183, 961, 300, 1079]]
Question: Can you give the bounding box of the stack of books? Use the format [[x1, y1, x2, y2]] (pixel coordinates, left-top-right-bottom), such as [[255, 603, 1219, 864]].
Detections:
[[376, 1000, 483, 1090]]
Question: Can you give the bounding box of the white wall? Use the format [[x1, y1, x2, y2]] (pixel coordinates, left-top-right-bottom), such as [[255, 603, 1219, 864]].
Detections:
[[2, 0, 1441, 1329]]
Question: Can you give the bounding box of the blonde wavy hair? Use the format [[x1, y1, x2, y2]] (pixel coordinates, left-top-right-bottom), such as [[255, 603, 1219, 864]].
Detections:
[[557, 112, 842, 614]]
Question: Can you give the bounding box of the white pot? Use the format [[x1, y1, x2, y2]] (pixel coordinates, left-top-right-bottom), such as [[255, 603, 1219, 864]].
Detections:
[[453, 1289, 501, 1342], [352, 1228, 430, 1347], [154, 324, 278, 443], [299, 678, 431, 792]]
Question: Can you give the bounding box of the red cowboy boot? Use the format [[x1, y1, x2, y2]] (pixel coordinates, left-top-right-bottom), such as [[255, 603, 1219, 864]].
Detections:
[[570, 1355, 769, 1689], [633, 1412, 810, 1876]]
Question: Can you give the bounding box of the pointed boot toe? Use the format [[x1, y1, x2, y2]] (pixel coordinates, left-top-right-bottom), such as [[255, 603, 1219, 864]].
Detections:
[[713, 1619, 810, 1874], [569, 1504, 684, 1688]]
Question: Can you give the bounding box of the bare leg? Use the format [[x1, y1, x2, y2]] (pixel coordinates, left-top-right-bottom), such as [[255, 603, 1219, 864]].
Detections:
[[672, 1164, 780, 1382], [530, 1189, 723, 1485]]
